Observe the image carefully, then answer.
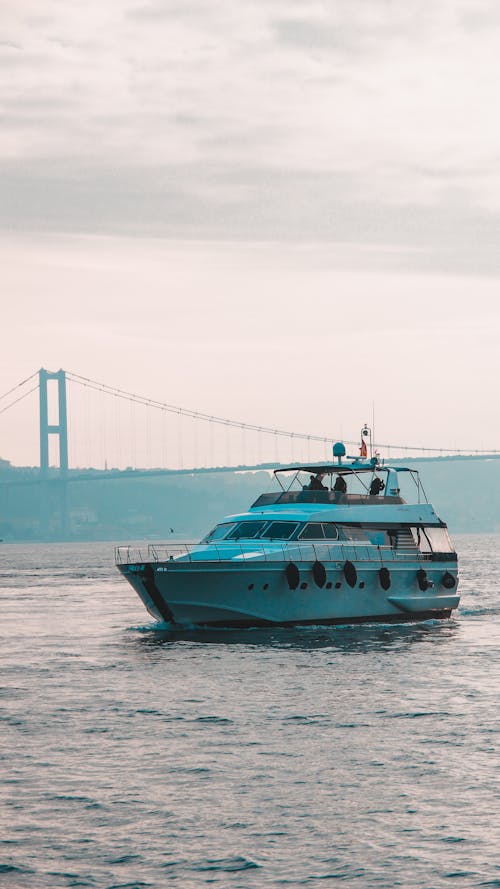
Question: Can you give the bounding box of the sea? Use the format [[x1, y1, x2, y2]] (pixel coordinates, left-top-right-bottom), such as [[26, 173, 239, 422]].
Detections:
[[0, 534, 499, 889]]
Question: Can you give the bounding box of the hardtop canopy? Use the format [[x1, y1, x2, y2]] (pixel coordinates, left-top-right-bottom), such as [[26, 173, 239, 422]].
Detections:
[[273, 462, 417, 477]]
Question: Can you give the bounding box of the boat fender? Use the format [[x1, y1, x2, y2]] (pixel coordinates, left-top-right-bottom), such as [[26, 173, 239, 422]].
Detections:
[[416, 568, 429, 591], [379, 566, 391, 591], [441, 571, 456, 589], [312, 560, 327, 589], [285, 562, 300, 591], [343, 560, 357, 588]]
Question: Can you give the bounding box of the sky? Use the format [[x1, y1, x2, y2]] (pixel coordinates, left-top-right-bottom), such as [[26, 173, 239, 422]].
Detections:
[[2, 0, 500, 468]]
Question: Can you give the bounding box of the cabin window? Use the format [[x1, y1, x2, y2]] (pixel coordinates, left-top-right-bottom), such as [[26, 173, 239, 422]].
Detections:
[[299, 523, 340, 540], [299, 523, 325, 540], [227, 521, 267, 540], [204, 523, 237, 542], [260, 521, 299, 540]]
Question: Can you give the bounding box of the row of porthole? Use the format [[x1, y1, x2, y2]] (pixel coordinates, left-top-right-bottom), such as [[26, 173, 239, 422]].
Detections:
[[247, 580, 366, 592]]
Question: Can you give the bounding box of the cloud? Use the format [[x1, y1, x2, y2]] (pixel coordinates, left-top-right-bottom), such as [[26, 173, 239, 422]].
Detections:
[[3, 157, 500, 278], [126, 1, 212, 22], [1, 0, 500, 273]]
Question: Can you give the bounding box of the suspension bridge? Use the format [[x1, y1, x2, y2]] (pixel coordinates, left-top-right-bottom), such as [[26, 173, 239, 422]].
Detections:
[[2, 367, 499, 477], [0, 368, 499, 540]]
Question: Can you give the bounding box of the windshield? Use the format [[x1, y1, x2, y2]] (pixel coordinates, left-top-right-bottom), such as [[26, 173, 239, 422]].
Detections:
[[203, 523, 237, 542], [227, 521, 267, 540], [203, 519, 299, 542]]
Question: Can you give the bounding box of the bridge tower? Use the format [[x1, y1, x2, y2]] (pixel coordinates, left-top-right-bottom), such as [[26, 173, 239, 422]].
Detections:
[[38, 368, 69, 537], [39, 368, 68, 475]]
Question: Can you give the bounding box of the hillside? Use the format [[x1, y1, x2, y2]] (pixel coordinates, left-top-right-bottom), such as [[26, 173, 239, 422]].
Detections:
[[0, 458, 499, 541]]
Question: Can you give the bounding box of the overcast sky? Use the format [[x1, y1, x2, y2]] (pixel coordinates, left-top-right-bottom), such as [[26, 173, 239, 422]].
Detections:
[[2, 1, 500, 467]]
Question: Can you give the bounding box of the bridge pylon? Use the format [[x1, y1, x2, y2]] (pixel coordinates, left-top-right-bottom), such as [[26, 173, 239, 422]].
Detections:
[[38, 368, 69, 537], [39, 368, 68, 475]]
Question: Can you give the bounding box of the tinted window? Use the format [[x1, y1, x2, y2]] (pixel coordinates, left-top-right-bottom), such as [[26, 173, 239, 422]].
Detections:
[[204, 523, 237, 541], [322, 523, 339, 540], [260, 522, 299, 540], [227, 521, 267, 540], [298, 523, 325, 540]]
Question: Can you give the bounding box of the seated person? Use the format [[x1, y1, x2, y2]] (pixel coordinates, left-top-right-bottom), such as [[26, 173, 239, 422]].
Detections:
[[333, 475, 347, 494], [369, 477, 385, 496], [308, 473, 327, 491]]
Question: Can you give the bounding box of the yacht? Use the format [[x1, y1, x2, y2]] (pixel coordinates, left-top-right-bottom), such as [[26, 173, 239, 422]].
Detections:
[[116, 442, 459, 627]]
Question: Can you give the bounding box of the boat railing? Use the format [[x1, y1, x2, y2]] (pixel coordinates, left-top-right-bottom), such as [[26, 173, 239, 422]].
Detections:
[[251, 491, 405, 508], [115, 541, 432, 566], [115, 545, 148, 565]]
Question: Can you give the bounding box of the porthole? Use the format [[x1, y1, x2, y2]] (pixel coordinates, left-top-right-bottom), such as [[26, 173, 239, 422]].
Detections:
[[359, 581, 365, 589], [263, 583, 269, 590], [326, 581, 332, 589], [335, 581, 342, 589], [248, 583, 254, 591], [300, 582, 308, 590]]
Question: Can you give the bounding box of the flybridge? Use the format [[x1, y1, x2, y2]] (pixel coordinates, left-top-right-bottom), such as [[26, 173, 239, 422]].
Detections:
[[271, 460, 428, 506], [265, 436, 429, 504]]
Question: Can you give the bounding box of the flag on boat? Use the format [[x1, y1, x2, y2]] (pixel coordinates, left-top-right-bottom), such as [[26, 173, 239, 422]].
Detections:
[[359, 439, 368, 457]]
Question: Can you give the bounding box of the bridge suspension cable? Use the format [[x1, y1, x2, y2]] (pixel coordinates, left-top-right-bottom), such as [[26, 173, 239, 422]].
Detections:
[[65, 370, 499, 456], [65, 371, 342, 446], [0, 383, 39, 416], [1, 369, 498, 461], [0, 371, 38, 402]]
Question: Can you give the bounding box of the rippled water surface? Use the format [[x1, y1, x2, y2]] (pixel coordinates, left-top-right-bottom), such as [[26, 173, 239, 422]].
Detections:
[[1, 535, 499, 888]]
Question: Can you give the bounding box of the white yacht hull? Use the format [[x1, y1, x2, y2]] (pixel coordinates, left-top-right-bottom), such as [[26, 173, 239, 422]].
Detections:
[[119, 557, 459, 627]]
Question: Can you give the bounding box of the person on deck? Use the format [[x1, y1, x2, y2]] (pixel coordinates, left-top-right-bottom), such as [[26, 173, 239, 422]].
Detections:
[[369, 477, 385, 496], [333, 475, 347, 494], [308, 473, 327, 491]]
